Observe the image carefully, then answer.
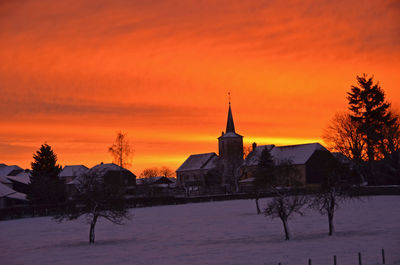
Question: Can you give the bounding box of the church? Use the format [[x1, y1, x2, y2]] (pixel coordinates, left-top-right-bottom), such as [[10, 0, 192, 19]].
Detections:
[[176, 102, 243, 193], [176, 103, 336, 194]]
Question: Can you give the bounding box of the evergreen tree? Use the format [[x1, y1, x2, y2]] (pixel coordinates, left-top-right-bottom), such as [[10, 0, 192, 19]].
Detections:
[[27, 144, 65, 204], [347, 74, 396, 162], [253, 147, 275, 214]]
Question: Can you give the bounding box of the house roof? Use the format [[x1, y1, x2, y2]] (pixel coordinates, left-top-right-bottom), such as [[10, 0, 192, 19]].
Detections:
[[0, 182, 17, 197], [0, 181, 27, 200], [67, 163, 136, 185], [218, 132, 243, 138], [6, 191, 27, 201], [0, 165, 23, 177], [244, 143, 327, 166], [243, 145, 275, 166], [176, 152, 219, 172], [6, 171, 30, 185], [59, 165, 89, 178], [0, 176, 12, 185], [89, 163, 136, 177]]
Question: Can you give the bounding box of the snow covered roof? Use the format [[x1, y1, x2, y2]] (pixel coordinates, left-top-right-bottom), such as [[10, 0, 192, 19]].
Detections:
[[176, 153, 219, 172], [239, 177, 255, 183], [59, 165, 89, 178], [90, 163, 126, 173], [67, 163, 136, 185], [89, 163, 136, 177], [0, 176, 12, 184], [0, 165, 23, 177], [218, 132, 243, 138], [243, 145, 275, 166], [0, 182, 18, 197], [7, 192, 27, 201], [6, 171, 31, 185], [244, 143, 328, 166]]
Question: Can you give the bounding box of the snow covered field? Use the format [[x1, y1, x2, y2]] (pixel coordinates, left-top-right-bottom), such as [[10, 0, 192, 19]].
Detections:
[[1, 196, 399, 265]]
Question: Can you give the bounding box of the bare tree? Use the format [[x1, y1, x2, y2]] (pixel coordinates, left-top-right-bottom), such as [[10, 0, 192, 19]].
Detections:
[[108, 131, 133, 168], [263, 160, 308, 240], [55, 171, 131, 244], [140, 167, 159, 178], [243, 144, 253, 159], [309, 160, 356, 236], [323, 112, 366, 163], [159, 166, 175, 178]]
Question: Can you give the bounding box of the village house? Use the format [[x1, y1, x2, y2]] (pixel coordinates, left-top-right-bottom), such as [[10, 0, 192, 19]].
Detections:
[[59, 165, 89, 183], [239, 143, 336, 192], [66, 163, 137, 199]]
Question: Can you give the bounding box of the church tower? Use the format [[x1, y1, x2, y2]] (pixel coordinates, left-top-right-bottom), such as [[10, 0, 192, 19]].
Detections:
[[218, 102, 243, 191]]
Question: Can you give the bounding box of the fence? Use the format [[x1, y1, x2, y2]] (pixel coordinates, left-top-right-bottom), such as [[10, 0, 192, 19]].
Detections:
[[1, 186, 399, 220], [277, 249, 388, 265]]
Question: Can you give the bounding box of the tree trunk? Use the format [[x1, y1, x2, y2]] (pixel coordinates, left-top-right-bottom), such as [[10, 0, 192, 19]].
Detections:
[[281, 218, 290, 240], [89, 214, 98, 244], [255, 196, 261, 215], [328, 212, 334, 236]]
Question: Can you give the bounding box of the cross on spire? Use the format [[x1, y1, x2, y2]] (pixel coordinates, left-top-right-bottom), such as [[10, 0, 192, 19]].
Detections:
[[226, 93, 235, 133]]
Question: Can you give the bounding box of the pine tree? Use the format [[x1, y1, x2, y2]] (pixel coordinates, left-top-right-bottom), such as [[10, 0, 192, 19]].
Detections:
[[253, 147, 275, 214], [27, 144, 65, 204], [347, 74, 396, 162]]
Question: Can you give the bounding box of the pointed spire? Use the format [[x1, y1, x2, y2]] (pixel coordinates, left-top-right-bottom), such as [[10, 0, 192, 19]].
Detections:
[[226, 102, 235, 133]]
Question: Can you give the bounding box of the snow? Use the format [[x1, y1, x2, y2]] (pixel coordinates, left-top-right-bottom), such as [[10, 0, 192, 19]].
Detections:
[[6, 172, 30, 185], [0, 165, 23, 177], [89, 163, 128, 175], [0, 182, 16, 197], [0, 196, 399, 265], [59, 165, 88, 178], [176, 152, 218, 172], [6, 191, 27, 201], [245, 143, 327, 166], [0, 182, 26, 201]]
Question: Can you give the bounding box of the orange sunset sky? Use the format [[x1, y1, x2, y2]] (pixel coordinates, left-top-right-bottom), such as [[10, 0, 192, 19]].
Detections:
[[0, 0, 399, 175]]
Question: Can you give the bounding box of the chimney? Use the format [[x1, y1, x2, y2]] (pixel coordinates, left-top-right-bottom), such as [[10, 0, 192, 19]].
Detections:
[[252, 142, 257, 151]]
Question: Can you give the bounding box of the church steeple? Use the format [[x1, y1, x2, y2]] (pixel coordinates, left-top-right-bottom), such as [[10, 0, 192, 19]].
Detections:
[[226, 103, 235, 133]]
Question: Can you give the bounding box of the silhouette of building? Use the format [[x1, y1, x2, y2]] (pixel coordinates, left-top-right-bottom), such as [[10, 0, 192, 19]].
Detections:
[[239, 143, 336, 192], [176, 103, 243, 193], [176, 102, 335, 194]]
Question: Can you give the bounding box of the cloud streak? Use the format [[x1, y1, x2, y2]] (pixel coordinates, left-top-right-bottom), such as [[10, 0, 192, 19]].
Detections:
[[0, 0, 399, 172]]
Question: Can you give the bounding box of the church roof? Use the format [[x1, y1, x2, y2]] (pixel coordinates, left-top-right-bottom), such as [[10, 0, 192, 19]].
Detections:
[[218, 103, 242, 138], [226, 103, 235, 133], [176, 152, 219, 172], [244, 143, 328, 166]]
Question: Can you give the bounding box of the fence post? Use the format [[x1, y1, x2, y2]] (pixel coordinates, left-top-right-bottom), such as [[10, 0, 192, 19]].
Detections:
[[382, 249, 385, 264], [358, 252, 362, 265], [334, 255, 337, 265], [308, 258, 312, 265]]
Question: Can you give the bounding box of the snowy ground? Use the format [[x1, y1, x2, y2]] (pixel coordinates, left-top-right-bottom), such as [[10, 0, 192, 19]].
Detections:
[[0, 196, 399, 265]]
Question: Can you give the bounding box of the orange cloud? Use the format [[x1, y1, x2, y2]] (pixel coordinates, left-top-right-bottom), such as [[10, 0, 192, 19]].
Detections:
[[0, 0, 399, 173]]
